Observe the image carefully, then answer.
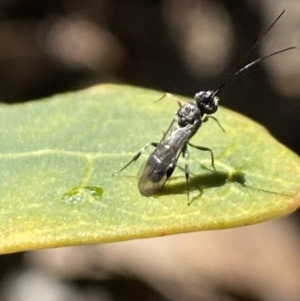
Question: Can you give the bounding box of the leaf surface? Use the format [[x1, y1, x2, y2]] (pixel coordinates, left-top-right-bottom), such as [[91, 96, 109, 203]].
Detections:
[[1, 84, 299, 254]]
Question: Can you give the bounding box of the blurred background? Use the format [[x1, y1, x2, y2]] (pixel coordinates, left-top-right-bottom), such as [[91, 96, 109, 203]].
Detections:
[[1, 0, 300, 300]]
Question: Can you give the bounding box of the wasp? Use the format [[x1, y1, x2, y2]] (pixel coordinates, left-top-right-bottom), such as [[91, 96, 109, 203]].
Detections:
[[114, 11, 295, 204]]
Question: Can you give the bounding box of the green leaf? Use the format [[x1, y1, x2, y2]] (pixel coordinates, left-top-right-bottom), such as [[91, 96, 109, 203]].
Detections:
[[1, 84, 299, 254]]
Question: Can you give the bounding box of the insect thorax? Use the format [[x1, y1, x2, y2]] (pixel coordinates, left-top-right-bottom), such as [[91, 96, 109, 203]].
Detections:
[[177, 102, 201, 127]]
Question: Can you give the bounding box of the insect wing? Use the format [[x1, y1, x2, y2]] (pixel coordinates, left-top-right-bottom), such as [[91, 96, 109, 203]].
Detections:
[[138, 156, 171, 196], [138, 121, 193, 196], [138, 143, 179, 196]]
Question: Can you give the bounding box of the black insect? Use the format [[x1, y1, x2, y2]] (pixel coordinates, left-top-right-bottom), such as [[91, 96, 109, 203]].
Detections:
[[115, 90, 221, 200], [115, 10, 295, 204]]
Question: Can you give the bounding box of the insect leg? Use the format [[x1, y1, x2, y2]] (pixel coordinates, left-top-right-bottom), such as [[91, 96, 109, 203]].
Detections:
[[202, 115, 225, 132], [155, 93, 184, 107], [188, 142, 216, 171], [113, 142, 158, 175], [181, 144, 191, 205]]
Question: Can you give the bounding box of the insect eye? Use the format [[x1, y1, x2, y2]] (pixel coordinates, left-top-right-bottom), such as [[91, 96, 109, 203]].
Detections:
[[203, 96, 219, 114], [195, 91, 211, 107], [194, 91, 219, 115]]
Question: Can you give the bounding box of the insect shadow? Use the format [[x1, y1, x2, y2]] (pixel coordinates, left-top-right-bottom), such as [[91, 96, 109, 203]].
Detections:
[[157, 169, 292, 205], [157, 169, 246, 203]]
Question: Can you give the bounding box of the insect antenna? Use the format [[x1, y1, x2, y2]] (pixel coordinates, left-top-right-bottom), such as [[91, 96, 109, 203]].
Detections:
[[229, 46, 295, 80], [212, 10, 294, 96]]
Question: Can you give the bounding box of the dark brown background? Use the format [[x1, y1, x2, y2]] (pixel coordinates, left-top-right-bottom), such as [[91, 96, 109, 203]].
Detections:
[[0, 0, 299, 152], [1, 1, 300, 301]]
